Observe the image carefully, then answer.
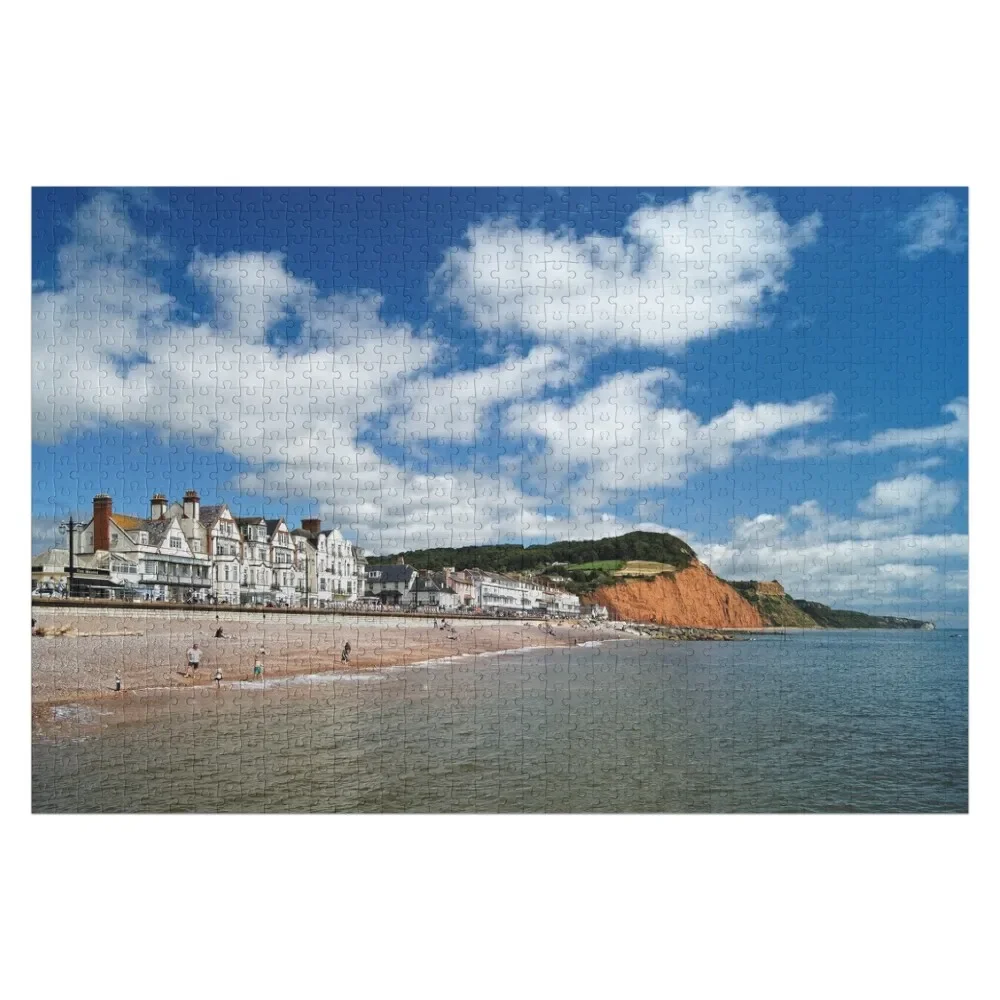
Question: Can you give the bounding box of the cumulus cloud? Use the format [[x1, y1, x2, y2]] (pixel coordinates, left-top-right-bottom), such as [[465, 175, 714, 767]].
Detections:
[[858, 474, 961, 517], [900, 192, 967, 259], [833, 398, 967, 455], [697, 495, 968, 613], [503, 370, 834, 505], [33, 191, 838, 551], [435, 187, 821, 352]]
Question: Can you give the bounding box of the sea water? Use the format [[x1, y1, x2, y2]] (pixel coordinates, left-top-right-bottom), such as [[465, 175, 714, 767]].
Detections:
[[32, 629, 967, 812]]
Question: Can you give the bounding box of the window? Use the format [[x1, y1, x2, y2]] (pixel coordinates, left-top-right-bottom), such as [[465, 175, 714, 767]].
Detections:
[[111, 533, 119, 543], [169, 537, 181, 549]]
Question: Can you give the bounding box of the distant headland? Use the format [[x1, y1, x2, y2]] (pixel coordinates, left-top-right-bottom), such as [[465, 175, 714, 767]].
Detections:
[[383, 531, 934, 630]]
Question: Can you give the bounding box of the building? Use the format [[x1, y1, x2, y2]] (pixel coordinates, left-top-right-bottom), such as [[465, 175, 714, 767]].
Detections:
[[46, 492, 364, 607], [406, 575, 460, 610], [235, 517, 270, 605], [365, 564, 417, 604], [31, 548, 69, 593], [442, 568, 477, 608], [73, 494, 212, 601]]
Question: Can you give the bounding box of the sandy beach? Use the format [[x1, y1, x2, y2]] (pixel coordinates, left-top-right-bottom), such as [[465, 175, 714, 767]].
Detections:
[[31, 605, 616, 709]]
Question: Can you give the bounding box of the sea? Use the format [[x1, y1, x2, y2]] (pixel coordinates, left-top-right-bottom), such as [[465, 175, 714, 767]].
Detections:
[[32, 629, 968, 812]]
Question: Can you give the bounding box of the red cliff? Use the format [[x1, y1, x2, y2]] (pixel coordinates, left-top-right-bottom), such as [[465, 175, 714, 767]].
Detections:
[[590, 561, 764, 628]]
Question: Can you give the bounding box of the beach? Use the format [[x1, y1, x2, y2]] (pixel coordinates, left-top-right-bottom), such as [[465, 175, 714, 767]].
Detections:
[[31, 605, 616, 713]]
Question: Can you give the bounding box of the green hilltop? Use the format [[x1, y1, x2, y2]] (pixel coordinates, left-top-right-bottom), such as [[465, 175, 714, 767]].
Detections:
[[381, 530, 697, 577]]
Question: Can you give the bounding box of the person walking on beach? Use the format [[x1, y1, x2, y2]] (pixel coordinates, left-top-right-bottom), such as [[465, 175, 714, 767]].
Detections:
[[186, 643, 201, 677], [341, 641, 351, 664], [214, 668, 223, 687], [253, 657, 263, 680]]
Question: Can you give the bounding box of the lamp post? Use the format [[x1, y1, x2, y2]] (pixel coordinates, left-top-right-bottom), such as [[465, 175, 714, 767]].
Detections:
[[58, 516, 76, 599]]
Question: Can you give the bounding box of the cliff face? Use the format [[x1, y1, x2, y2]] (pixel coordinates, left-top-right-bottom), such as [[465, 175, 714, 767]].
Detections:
[[728, 580, 819, 628], [591, 561, 764, 628]]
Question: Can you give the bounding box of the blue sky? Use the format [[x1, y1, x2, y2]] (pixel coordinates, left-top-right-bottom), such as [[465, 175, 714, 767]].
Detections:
[[31, 187, 968, 622]]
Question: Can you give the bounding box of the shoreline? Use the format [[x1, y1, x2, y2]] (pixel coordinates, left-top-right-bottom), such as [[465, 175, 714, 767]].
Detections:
[[31, 633, 643, 742], [30, 606, 627, 731]]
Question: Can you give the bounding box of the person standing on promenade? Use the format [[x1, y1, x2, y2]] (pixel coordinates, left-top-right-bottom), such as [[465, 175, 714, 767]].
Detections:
[[341, 641, 351, 664], [186, 643, 201, 678]]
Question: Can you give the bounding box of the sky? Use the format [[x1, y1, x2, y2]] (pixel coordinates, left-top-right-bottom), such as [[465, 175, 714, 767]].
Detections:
[[31, 187, 968, 624]]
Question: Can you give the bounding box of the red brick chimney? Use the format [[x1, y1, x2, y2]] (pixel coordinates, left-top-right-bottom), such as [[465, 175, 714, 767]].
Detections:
[[301, 517, 321, 535], [93, 494, 112, 551]]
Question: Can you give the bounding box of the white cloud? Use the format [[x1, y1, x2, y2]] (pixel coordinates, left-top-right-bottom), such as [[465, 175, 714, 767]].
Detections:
[[858, 474, 960, 517], [35, 195, 744, 552], [833, 398, 967, 455], [900, 193, 967, 259], [388, 345, 582, 446], [503, 370, 834, 504], [435, 187, 820, 352], [894, 456, 945, 474], [697, 495, 968, 614]]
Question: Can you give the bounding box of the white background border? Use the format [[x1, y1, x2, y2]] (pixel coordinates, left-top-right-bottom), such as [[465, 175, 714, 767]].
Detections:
[[3, 3, 994, 997]]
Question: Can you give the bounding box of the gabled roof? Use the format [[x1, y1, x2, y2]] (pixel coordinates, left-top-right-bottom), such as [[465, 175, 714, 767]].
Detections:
[[145, 519, 175, 548], [234, 516, 267, 527], [198, 504, 227, 527], [265, 518, 290, 539]]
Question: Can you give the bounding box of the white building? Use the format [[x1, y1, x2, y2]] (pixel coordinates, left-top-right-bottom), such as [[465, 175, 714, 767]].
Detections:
[[365, 564, 417, 604], [73, 494, 212, 601]]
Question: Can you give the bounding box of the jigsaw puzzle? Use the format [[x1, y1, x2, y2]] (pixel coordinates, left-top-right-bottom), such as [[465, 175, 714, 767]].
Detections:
[[30, 187, 968, 812]]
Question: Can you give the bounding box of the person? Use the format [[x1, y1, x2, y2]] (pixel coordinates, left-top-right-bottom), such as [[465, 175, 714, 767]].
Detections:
[[253, 658, 263, 680], [214, 668, 223, 687], [114, 674, 122, 692], [186, 643, 201, 677], [433, 618, 438, 629], [215, 626, 225, 638], [341, 642, 351, 663]]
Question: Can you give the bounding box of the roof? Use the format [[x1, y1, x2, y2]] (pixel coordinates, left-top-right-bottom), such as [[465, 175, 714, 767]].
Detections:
[[31, 547, 69, 567], [110, 514, 147, 531], [265, 518, 289, 537], [366, 564, 416, 583], [144, 520, 174, 547], [234, 516, 267, 527], [198, 504, 226, 527]]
